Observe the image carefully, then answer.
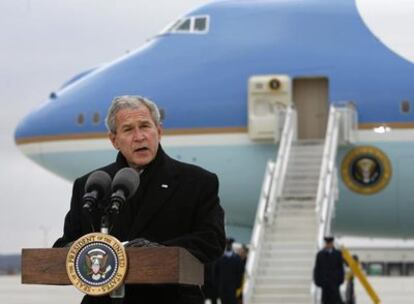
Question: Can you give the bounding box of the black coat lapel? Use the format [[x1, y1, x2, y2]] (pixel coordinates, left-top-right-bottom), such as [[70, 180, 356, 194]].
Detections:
[[127, 149, 179, 239]]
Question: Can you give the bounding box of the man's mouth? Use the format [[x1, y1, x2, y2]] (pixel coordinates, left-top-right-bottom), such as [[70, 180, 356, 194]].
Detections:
[[134, 147, 148, 152]]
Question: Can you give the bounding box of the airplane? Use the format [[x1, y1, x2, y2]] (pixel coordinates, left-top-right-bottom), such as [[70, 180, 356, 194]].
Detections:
[[14, 0, 414, 244]]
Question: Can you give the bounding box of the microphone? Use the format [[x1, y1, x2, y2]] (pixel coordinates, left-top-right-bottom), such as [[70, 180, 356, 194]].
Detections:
[[110, 168, 140, 214], [82, 170, 112, 212]]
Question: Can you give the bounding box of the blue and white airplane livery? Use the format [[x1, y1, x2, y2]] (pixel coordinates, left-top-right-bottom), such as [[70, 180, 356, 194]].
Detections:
[[14, 0, 414, 242]]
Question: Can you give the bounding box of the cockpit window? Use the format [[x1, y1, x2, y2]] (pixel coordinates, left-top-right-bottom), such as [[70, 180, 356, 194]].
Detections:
[[176, 19, 191, 31], [160, 15, 209, 35], [194, 17, 207, 31]]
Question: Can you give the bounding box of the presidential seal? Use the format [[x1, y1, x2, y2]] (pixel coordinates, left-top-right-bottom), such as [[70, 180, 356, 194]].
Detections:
[[341, 146, 392, 195], [66, 233, 127, 296]]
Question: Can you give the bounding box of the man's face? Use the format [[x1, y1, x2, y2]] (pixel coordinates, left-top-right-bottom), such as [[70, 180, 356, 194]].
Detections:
[[109, 106, 161, 168]]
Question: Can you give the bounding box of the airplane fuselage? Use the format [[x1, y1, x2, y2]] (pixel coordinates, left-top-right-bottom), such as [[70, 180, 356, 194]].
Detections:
[[15, 0, 414, 242]]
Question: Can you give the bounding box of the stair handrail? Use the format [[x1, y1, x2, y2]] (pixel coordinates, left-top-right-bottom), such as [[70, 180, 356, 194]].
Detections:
[[243, 161, 275, 303], [315, 106, 340, 249], [266, 106, 297, 219], [244, 106, 296, 303]]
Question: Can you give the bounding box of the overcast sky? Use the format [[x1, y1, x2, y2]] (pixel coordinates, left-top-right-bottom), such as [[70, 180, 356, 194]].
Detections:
[[0, 0, 210, 254]]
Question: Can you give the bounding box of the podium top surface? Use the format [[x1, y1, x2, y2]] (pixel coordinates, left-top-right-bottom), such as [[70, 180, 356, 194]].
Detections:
[[21, 247, 203, 286]]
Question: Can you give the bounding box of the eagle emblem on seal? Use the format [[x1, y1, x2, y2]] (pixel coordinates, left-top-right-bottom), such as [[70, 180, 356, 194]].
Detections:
[[85, 248, 112, 281]]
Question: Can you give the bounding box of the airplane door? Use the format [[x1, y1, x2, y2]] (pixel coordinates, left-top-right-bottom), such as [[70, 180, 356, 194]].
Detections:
[[293, 77, 329, 139], [248, 75, 292, 140]]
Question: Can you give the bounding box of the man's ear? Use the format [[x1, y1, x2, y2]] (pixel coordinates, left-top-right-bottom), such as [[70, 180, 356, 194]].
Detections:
[[108, 132, 118, 150], [157, 123, 163, 139]]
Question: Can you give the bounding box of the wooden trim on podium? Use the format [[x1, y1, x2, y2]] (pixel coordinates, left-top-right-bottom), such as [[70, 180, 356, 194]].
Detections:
[[21, 247, 203, 286]]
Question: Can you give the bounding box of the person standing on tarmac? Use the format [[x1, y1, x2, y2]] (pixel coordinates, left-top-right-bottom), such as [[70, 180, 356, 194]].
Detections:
[[313, 236, 345, 304], [216, 238, 244, 304]]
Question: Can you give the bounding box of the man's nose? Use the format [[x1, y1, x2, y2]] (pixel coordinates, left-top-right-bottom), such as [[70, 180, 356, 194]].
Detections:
[[132, 128, 145, 141]]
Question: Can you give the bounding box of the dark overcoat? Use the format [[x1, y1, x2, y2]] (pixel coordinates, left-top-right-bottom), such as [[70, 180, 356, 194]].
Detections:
[[313, 248, 344, 288], [313, 247, 345, 304], [54, 146, 226, 303], [216, 252, 244, 304]]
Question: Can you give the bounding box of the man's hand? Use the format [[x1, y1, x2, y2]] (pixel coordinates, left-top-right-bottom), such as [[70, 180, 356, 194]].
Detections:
[[125, 238, 163, 248]]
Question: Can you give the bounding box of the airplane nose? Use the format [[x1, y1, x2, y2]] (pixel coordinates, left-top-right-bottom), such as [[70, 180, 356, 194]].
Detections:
[[14, 100, 55, 166], [16, 107, 45, 144]]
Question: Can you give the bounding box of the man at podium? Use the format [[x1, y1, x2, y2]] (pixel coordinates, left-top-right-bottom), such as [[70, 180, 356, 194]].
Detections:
[[53, 95, 226, 303]]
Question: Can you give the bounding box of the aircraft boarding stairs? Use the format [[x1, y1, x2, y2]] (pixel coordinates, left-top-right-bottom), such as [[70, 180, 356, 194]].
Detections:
[[244, 104, 357, 304]]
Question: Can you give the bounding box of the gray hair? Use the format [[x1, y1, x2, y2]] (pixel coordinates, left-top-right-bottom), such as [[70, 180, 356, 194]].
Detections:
[[105, 95, 161, 133]]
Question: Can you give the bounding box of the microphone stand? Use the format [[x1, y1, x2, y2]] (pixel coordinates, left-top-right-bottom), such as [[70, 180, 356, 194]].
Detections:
[[100, 214, 109, 235], [100, 210, 125, 301]]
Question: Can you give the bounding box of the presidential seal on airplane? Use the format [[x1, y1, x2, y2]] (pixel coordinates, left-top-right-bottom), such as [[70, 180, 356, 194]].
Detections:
[[341, 146, 392, 195]]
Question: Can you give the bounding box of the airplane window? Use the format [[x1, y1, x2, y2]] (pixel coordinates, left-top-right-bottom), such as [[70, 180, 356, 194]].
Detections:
[[176, 19, 191, 31], [77, 114, 85, 125], [401, 100, 411, 114], [162, 20, 181, 34], [194, 17, 207, 31], [92, 112, 100, 124]]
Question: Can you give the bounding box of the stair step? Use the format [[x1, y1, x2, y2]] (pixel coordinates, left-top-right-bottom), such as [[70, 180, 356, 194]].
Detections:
[[271, 223, 317, 229], [262, 239, 314, 245], [284, 178, 319, 183], [251, 293, 313, 304], [256, 276, 311, 285], [270, 219, 317, 226], [292, 146, 324, 151], [260, 246, 314, 252], [282, 195, 316, 199], [276, 206, 315, 214], [273, 212, 316, 219], [257, 260, 313, 270], [258, 254, 314, 261], [283, 188, 318, 194], [294, 139, 324, 144], [260, 254, 315, 261], [272, 212, 316, 220], [257, 273, 312, 280], [257, 264, 313, 270], [289, 152, 322, 157], [266, 234, 316, 241], [285, 178, 320, 184], [291, 147, 323, 152], [287, 164, 321, 170], [283, 191, 318, 197], [269, 228, 317, 235], [286, 169, 320, 176], [286, 174, 320, 180], [268, 225, 317, 233], [257, 268, 313, 277], [278, 200, 316, 206], [267, 226, 316, 233], [272, 213, 316, 220], [265, 233, 316, 241], [283, 186, 318, 193], [254, 285, 310, 295], [259, 256, 313, 264], [284, 180, 319, 185]]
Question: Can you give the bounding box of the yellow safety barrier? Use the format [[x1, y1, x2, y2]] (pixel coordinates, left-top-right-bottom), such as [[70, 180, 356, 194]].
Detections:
[[341, 246, 381, 304]]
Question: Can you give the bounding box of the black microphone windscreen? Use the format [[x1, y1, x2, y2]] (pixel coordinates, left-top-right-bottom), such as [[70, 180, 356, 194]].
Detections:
[[84, 170, 112, 199], [112, 168, 140, 200]]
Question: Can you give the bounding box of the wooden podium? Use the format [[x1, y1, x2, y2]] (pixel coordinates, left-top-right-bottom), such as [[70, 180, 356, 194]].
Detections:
[[21, 247, 203, 286]]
